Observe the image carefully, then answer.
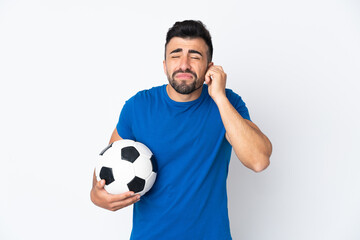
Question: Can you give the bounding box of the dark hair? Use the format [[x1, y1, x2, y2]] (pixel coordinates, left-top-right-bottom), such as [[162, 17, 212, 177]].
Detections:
[[165, 20, 213, 63]]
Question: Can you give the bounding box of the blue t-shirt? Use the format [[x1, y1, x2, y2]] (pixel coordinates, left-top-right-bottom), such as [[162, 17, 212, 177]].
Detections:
[[117, 84, 251, 240]]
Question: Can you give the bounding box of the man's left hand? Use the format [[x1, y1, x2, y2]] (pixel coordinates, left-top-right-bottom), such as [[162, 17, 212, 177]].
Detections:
[[205, 65, 227, 103]]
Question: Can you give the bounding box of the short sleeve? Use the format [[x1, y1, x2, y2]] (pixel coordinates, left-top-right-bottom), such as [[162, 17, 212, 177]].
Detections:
[[116, 97, 136, 140], [226, 89, 251, 121]]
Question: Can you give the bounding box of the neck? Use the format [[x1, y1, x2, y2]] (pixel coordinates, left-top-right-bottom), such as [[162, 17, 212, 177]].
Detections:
[[166, 84, 203, 102]]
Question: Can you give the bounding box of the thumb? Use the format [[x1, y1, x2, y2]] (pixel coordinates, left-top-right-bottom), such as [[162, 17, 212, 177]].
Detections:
[[97, 179, 106, 189], [205, 73, 211, 84]]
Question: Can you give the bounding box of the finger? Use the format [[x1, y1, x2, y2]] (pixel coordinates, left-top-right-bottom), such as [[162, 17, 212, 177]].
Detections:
[[205, 70, 213, 84], [109, 191, 136, 203], [208, 65, 219, 71], [208, 67, 226, 82], [207, 68, 222, 77], [205, 74, 211, 84], [110, 194, 141, 210], [96, 179, 106, 189], [216, 65, 224, 71], [211, 65, 223, 70], [210, 66, 225, 75]]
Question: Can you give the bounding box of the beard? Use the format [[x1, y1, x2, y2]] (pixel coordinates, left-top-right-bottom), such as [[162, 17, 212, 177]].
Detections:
[[167, 69, 203, 94]]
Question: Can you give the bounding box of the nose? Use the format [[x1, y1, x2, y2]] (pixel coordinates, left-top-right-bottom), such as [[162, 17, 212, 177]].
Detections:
[[179, 56, 191, 71]]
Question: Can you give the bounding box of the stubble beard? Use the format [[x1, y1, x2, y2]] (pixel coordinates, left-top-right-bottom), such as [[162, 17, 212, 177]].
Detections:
[[167, 70, 203, 95]]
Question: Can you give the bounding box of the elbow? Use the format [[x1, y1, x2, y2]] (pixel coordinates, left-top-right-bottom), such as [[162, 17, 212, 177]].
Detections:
[[251, 157, 270, 172], [235, 140, 272, 172], [245, 151, 271, 172], [240, 154, 270, 172], [252, 141, 272, 172]]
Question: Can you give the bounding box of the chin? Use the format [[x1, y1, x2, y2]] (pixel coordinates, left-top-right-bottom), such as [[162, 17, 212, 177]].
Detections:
[[174, 82, 203, 95]]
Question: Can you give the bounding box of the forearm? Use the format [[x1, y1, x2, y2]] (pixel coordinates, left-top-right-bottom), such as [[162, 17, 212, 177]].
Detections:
[[214, 95, 272, 172]]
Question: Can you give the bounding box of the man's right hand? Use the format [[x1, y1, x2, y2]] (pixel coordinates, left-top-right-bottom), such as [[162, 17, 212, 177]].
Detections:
[[90, 173, 141, 211]]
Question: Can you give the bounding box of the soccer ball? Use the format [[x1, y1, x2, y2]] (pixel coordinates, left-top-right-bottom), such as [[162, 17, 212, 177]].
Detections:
[[95, 139, 157, 196]]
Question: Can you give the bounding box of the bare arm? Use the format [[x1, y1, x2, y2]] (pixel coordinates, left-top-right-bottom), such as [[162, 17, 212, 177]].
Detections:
[[90, 128, 140, 211], [205, 65, 272, 172], [218, 96, 272, 172]]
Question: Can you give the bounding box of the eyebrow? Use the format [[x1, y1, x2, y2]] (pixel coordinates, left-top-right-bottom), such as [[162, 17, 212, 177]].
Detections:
[[170, 48, 203, 56]]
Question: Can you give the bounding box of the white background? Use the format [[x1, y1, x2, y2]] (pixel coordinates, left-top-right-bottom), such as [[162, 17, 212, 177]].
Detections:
[[1, 0, 359, 239]]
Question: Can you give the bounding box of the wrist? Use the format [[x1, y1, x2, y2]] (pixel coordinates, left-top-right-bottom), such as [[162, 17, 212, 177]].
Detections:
[[212, 93, 228, 105]]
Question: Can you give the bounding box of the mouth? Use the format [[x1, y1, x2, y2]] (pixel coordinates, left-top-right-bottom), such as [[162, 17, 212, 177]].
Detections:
[[175, 73, 194, 79]]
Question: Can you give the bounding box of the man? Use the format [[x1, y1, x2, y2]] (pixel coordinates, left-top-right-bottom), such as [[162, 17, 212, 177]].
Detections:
[[91, 20, 272, 240]]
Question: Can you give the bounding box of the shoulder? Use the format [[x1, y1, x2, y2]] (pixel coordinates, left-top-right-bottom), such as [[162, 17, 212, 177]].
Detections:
[[225, 88, 245, 104], [224, 88, 251, 120], [127, 85, 165, 103]]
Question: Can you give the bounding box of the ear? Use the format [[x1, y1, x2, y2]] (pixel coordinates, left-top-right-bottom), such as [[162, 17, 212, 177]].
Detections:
[[207, 62, 214, 69]]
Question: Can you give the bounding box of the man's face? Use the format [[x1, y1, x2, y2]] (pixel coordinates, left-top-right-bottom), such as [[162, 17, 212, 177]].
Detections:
[[163, 37, 212, 95]]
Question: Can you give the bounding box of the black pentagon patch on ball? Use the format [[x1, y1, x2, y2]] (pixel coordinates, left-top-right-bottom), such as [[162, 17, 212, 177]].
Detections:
[[99, 142, 113, 156], [127, 176, 145, 193], [99, 167, 115, 185], [150, 155, 158, 173], [121, 146, 140, 163]]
